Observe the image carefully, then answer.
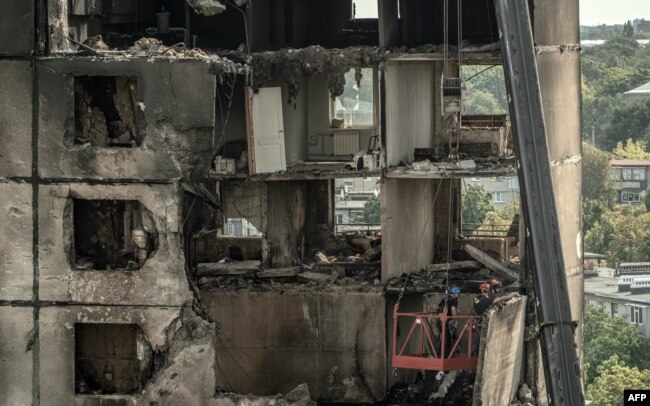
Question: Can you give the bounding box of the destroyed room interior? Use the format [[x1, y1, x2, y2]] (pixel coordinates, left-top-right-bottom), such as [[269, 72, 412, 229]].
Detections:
[[0, 0, 583, 405]]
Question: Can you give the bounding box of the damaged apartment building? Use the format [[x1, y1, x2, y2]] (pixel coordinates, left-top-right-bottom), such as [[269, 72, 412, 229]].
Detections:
[[0, 0, 582, 405]]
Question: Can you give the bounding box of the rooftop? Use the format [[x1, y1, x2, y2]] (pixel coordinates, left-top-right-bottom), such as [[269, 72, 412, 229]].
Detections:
[[611, 159, 650, 167], [585, 270, 650, 304], [624, 81, 650, 97]]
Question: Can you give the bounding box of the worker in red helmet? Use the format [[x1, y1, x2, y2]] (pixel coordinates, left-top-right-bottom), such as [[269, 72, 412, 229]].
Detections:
[[488, 277, 503, 299], [471, 282, 515, 354]]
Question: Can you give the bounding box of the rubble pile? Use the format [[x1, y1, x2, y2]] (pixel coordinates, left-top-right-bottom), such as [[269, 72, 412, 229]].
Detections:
[[197, 234, 382, 291]]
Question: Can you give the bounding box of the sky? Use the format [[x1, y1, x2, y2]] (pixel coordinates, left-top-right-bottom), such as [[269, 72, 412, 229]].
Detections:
[[581, 0, 650, 25], [353, 0, 650, 26]]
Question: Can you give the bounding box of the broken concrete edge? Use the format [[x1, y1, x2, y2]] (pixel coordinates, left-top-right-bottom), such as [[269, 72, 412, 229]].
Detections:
[[186, 0, 227, 17], [463, 243, 519, 283], [134, 300, 232, 404], [213, 383, 316, 406], [39, 52, 248, 77]]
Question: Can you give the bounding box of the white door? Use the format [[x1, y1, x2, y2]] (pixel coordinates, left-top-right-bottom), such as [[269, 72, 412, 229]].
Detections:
[[250, 87, 286, 173]]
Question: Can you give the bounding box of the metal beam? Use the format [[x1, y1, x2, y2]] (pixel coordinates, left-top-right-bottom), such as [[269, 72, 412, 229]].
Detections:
[[493, 1, 585, 405]]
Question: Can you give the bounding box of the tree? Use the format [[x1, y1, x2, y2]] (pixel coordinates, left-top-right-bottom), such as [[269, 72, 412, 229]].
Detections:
[[612, 138, 650, 160], [363, 195, 380, 224], [583, 144, 616, 203], [584, 205, 650, 263], [584, 305, 650, 384], [461, 185, 494, 231], [586, 355, 650, 406], [623, 20, 635, 38]]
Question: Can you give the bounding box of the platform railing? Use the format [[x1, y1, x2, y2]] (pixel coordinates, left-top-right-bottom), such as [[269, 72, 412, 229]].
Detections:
[[392, 311, 479, 371]]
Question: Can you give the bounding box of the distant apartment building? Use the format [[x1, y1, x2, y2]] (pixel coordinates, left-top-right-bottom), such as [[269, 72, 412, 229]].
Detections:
[[470, 176, 520, 208], [610, 160, 650, 204], [334, 177, 380, 232], [633, 18, 650, 37], [585, 271, 650, 339]]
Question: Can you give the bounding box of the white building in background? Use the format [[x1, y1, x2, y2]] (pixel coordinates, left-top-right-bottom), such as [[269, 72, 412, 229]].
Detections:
[[334, 177, 380, 233], [585, 271, 650, 339], [469, 176, 520, 208]]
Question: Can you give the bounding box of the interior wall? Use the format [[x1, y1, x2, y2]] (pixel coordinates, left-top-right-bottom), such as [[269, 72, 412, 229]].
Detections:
[[307, 72, 380, 161], [381, 178, 437, 282], [385, 61, 437, 166], [266, 181, 307, 267]]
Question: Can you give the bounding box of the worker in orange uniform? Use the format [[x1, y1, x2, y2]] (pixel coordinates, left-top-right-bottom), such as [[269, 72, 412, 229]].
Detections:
[[488, 277, 502, 299], [471, 282, 514, 355]]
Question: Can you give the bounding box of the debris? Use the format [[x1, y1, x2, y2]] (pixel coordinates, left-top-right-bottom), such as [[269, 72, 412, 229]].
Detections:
[[256, 267, 301, 278], [315, 251, 330, 263], [463, 244, 519, 282], [196, 260, 261, 276], [214, 156, 236, 174], [297, 271, 338, 284], [186, 0, 226, 16], [363, 245, 382, 262], [82, 35, 109, 50], [426, 261, 481, 272], [213, 383, 316, 406], [411, 160, 436, 172], [429, 370, 459, 401]]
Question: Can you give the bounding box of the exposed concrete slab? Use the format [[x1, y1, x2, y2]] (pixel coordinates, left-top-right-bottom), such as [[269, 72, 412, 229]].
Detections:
[[0, 182, 33, 300], [202, 290, 386, 403], [382, 178, 438, 282], [0, 306, 34, 406], [0, 0, 33, 55], [0, 60, 33, 177], [38, 183, 192, 305], [39, 305, 184, 406], [473, 295, 527, 406], [37, 58, 217, 180]]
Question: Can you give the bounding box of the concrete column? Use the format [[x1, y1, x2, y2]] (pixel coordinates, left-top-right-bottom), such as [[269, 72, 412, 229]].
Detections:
[[532, 0, 583, 397]]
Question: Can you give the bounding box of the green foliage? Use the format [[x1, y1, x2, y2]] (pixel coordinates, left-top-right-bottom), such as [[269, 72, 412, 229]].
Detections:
[[363, 195, 380, 224], [581, 34, 650, 148], [602, 101, 650, 150], [586, 355, 650, 406], [580, 24, 625, 40], [623, 20, 635, 38], [583, 144, 616, 203], [476, 202, 519, 236], [613, 138, 650, 160], [461, 65, 508, 114], [461, 185, 494, 231], [584, 306, 650, 386], [584, 204, 650, 263]]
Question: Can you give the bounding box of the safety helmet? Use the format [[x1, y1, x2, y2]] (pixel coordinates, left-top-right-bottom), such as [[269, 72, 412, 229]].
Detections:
[[450, 286, 461, 295], [480, 282, 491, 293], [490, 277, 502, 288]]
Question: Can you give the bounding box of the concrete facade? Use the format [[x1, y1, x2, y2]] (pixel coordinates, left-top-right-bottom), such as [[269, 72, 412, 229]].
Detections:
[[0, 1, 580, 405]]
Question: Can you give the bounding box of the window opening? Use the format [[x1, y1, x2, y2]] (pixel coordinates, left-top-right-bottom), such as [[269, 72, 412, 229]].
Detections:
[[621, 191, 642, 203], [75, 323, 151, 395], [461, 177, 520, 237], [223, 218, 262, 237], [353, 0, 379, 19], [631, 306, 643, 324], [332, 68, 375, 128], [73, 199, 157, 271], [335, 177, 380, 233], [75, 76, 141, 148]]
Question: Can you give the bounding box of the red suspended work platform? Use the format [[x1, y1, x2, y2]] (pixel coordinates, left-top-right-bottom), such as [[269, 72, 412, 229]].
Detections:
[[391, 311, 479, 371]]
